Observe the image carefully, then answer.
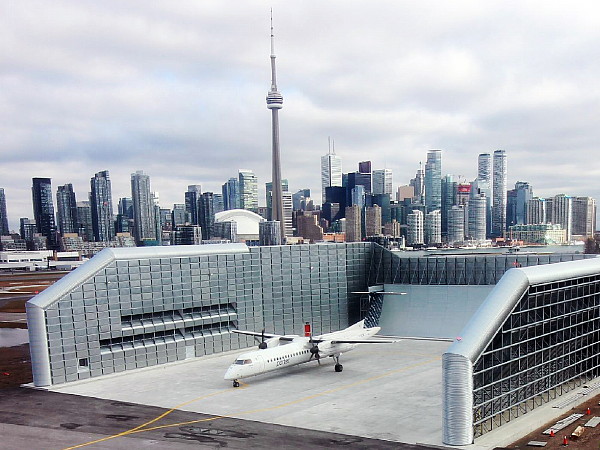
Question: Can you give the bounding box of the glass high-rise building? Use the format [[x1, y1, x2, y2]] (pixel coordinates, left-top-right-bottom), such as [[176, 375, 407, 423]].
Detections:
[[222, 178, 240, 211], [198, 192, 215, 240], [131, 170, 158, 245], [447, 205, 465, 245], [239, 170, 258, 212], [551, 194, 573, 241], [468, 193, 487, 242], [56, 184, 77, 235], [572, 196, 596, 238], [425, 209, 442, 245], [76, 201, 93, 241], [0, 188, 9, 236], [372, 169, 393, 196], [320, 151, 342, 203], [425, 150, 442, 212], [407, 209, 424, 246], [185, 185, 202, 225], [32, 177, 57, 249], [492, 150, 507, 237], [171, 204, 187, 227], [90, 170, 115, 242]]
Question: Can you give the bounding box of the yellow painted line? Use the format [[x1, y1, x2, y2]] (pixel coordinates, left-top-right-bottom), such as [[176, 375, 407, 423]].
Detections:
[[61, 357, 438, 448]]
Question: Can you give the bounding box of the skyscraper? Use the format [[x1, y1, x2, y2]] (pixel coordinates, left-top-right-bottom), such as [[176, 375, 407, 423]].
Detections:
[[468, 193, 487, 242], [572, 196, 596, 238], [425, 150, 442, 212], [447, 205, 465, 246], [345, 205, 362, 242], [372, 169, 393, 196], [407, 210, 424, 246], [552, 194, 573, 241], [239, 169, 258, 212], [56, 184, 77, 235], [76, 201, 93, 241], [320, 140, 342, 203], [259, 220, 282, 246], [90, 170, 115, 242], [365, 205, 382, 237], [266, 14, 285, 240], [198, 192, 215, 240], [492, 149, 507, 237], [222, 178, 240, 211], [171, 204, 187, 227], [425, 210, 442, 246], [32, 177, 57, 249], [131, 170, 158, 245], [185, 185, 202, 225], [527, 198, 548, 225], [477, 153, 493, 236], [358, 161, 372, 174], [410, 163, 425, 204], [266, 179, 289, 220], [0, 188, 9, 236]]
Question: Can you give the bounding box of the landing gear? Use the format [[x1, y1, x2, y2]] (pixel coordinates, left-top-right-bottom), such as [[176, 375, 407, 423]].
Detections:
[[233, 380, 240, 388], [333, 355, 343, 372]]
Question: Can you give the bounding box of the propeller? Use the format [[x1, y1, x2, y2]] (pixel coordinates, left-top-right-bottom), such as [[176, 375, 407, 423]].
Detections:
[[308, 335, 321, 364], [254, 329, 268, 349]]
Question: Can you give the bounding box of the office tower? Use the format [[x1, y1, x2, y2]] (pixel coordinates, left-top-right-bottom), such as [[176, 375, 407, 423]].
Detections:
[[321, 140, 342, 203], [222, 178, 240, 211], [185, 185, 202, 225], [172, 225, 202, 245], [358, 161, 372, 174], [468, 193, 487, 242], [552, 194, 573, 241], [407, 210, 424, 246], [239, 169, 258, 212], [56, 184, 77, 235], [507, 181, 533, 226], [282, 191, 293, 237], [198, 192, 215, 240], [266, 15, 285, 240], [372, 169, 393, 196], [365, 205, 382, 237], [397, 185, 414, 202], [118, 197, 134, 219], [572, 197, 596, 237], [266, 179, 289, 220], [448, 206, 465, 245], [351, 185, 365, 209], [213, 221, 237, 243], [0, 188, 9, 235], [492, 150, 507, 237], [259, 220, 282, 246], [425, 210, 442, 246], [292, 189, 311, 211], [171, 204, 187, 226], [345, 205, 362, 242], [76, 201, 93, 241], [527, 198, 547, 225], [296, 212, 324, 243], [31, 177, 57, 249], [20, 218, 36, 241], [425, 150, 442, 212], [90, 170, 115, 242], [410, 163, 425, 204], [131, 170, 158, 245], [370, 194, 391, 225], [476, 153, 493, 237], [441, 175, 456, 236]]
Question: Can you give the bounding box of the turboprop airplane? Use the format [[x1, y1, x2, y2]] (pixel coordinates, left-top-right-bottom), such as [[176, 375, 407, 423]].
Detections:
[[224, 320, 400, 387]]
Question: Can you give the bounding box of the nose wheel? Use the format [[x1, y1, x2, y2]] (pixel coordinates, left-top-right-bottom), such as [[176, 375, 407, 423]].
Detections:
[[233, 380, 240, 388], [333, 355, 343, 372]]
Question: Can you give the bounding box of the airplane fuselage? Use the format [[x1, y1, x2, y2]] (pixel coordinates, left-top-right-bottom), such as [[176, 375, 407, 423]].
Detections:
[[224, 322, 381, 382]]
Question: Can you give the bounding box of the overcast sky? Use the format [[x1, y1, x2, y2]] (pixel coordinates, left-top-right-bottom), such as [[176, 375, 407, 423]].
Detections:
[[2, 1, 600, 231]]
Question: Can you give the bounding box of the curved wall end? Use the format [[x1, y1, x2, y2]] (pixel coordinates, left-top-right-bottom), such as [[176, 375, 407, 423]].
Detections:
[[442, 352, 474, 446]]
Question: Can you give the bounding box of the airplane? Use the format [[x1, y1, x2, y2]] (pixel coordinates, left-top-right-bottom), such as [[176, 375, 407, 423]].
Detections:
[[224, 320, 401, 387]]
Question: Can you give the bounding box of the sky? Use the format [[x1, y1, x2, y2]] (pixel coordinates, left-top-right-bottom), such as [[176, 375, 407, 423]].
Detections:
[[2, 1, 600, 231]]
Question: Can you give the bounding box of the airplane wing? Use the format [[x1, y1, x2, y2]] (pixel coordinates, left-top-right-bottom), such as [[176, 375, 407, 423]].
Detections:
[[231, 329, 297, 342], [330, 338, 402, 344]]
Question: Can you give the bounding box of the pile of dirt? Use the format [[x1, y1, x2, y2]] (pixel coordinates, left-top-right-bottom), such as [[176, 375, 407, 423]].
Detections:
[[507, 394, 600, 450], [0, 344, 32, 389]]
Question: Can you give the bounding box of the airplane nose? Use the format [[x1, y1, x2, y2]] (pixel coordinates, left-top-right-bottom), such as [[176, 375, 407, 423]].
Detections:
[[224, 366, 237, 381]]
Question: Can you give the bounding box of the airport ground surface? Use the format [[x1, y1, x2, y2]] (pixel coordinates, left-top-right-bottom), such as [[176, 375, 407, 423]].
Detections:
[[2, 271, 600, 449]]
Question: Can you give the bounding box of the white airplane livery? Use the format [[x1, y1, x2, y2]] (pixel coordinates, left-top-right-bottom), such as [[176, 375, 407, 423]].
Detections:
[[224, 320, 400, 387]]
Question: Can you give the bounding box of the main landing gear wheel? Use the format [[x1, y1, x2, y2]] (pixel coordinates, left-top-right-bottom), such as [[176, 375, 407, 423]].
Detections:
[[335, 364, 343, 372], [233, 380, 240, 388]]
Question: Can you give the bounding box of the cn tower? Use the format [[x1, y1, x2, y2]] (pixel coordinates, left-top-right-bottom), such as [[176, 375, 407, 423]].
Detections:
[[266, 12, 285, 240]]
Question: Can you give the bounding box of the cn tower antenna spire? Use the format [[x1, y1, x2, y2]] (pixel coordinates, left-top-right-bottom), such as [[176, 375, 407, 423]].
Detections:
[[266, 10, 285, 241]]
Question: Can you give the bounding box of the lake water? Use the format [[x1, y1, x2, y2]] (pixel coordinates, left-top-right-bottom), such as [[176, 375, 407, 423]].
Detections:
[[0, 328, 29, 347]]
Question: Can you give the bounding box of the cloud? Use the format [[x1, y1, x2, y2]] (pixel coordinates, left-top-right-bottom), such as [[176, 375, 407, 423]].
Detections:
[[2, 0, 600, 230]]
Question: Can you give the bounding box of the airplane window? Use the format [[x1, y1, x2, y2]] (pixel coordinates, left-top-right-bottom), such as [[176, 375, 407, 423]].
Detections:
[[243, 359, 252, 364]]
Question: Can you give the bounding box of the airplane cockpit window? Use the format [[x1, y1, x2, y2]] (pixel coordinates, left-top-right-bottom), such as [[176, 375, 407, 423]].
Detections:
[[234, 359, 253, 365]]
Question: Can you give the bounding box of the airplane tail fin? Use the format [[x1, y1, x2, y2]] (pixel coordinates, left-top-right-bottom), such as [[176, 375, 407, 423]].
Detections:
[[363, 293, 384, 328]]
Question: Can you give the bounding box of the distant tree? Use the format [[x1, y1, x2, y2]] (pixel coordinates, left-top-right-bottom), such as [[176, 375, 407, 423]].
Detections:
[[584, 237, 599, 254]]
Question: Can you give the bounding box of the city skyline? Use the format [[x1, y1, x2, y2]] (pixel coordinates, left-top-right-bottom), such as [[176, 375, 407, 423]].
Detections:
[[3, 2, 600, 229]]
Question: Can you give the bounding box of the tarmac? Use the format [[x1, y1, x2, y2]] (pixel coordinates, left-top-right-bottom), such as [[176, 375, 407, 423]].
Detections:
[[48, 340, 452, 447]]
